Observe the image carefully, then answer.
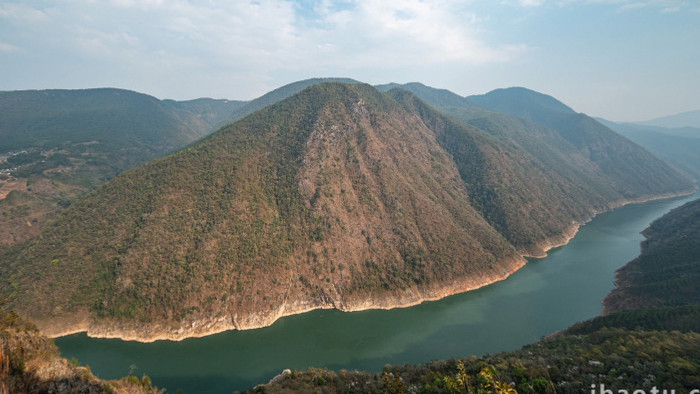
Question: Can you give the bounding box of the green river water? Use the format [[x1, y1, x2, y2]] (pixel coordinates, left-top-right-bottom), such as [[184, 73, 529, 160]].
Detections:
[[55, 191, 700, 393]]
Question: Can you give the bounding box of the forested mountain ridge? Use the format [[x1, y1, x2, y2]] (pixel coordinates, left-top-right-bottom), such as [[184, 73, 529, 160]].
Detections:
[[381, 84, 695, 254], [1, 83, 523, 340], [163, 96, 247, 130], [0, 88, 229, 153], [467, 86, 575, 119], [0, 88, 240, 249], [603, 197, 700, 314], [1, 82, 694, 342], [228, 77, 361, 122], [598, 118, 700, 181], [466, 88, 693, 200]]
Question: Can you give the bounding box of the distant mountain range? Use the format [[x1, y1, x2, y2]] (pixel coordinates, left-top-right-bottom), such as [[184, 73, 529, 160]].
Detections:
[[0, 88, 242, 248], [597, 118, 700, 181], [638, 109, 700, 129], [380, 83, 697, 250], [0, 80, 694, 341], [0, 88, 242, 154]]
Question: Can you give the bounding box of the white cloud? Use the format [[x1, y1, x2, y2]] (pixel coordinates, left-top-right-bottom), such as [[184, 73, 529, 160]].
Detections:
[[295, 0, 525, 68], [1, 0, 525, 98], [0, 42, 18, 52], [519, 0, 545, 6], [560, 0, 700, 12], [0, 0, 697, 121], [0, 2, 48, 21]]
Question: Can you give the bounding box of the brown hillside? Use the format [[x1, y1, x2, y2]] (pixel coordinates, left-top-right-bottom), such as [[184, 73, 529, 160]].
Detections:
[[2, 82, 693, 341], [3, 83, 523, 341]]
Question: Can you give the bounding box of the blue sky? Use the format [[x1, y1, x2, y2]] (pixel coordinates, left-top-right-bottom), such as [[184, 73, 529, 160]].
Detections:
[[1, 0, 698, 121]]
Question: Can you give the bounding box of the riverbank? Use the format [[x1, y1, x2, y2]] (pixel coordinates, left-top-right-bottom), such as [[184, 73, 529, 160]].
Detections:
[[526, 188, 697, 259], [42, 254, 527, 342], [54, 189, 700, 393], [42, 188, 697, 342]]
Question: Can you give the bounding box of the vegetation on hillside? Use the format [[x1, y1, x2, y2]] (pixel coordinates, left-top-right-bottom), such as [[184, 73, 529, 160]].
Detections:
[[250, 328, 700, 394], [228, 77, 360, 122], [0, 88, 240, 249], [1, 83, 694, 339], [600, 119, 700, 181], [0, 300, 159, 393], [1, 83, 523, 336], [604, 198, 700, 314], [2, 81, 698, 392], [254, 197, 700, 393], [387, 85, 693, 254]]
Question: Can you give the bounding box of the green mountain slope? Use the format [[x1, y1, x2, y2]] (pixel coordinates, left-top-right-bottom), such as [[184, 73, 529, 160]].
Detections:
[[0, 88, 211, 154], [604, 198, 700, 314], [163, 96, 247, 130], [258, 197, 700, 394], [390, 90, 598, 254], [376, 82, 471, 111], [467, 88, 691, 195], [379, 84, 695, 253], [599, 118, 700, 181], [1, 83, 694, 341], [1, 83, 524, 339], [0, 88, 238, 249], [468, 86, 576, 121], [229, 77, 360, 122]]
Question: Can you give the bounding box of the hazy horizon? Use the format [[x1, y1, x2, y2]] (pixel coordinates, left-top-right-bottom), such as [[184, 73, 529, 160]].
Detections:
[[1, 0, 699, 122]]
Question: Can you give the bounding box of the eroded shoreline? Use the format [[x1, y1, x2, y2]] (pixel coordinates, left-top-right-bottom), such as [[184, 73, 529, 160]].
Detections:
[[41, 255, 527, 342], [41, 189, 697, 343]]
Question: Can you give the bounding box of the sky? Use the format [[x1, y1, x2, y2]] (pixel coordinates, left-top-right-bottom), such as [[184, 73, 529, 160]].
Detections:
[[1, 0, 698, 122]]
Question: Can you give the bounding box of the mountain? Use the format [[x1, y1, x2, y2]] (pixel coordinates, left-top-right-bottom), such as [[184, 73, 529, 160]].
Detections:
[[468, 86, 576, 121], [258, 197, 700, 394], [228, 77, 361, 122], [638, 109, 700, 129], [376, 82, 471, 111], [1, 82, 694, 341], [0, 88, 223, 154], [380, 84, 695, 252], [0, 88, 239, 248], [466, 88, 693, 193], [598, 118, 700, 181], [1, 83, 521, 339], [604, 197, 700, 314], [163, 96, 247, 129]]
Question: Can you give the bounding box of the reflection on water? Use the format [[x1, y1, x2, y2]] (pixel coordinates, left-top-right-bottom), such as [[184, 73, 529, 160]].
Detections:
[[56, 191, 700, 393]]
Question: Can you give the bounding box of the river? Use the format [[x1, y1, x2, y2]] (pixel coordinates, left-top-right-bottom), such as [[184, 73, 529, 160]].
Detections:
[[55, 190, 700, 393]]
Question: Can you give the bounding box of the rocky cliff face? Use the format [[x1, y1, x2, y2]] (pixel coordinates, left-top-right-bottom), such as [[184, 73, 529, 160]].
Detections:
[[0, 307, 158, 393]]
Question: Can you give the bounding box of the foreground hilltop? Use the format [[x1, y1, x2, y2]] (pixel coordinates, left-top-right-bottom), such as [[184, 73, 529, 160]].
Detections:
[[1, 82, 694, 341], [0, 304, 159, 393]]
